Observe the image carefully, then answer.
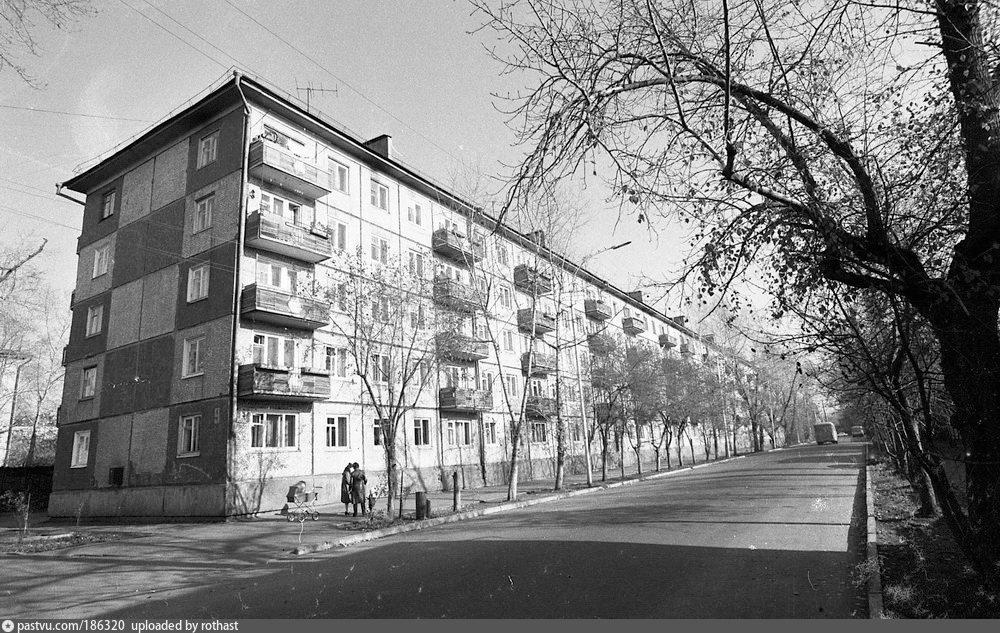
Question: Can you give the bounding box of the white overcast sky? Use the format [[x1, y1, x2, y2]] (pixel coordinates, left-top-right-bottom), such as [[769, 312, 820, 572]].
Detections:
[[1, 0, 694, 313]]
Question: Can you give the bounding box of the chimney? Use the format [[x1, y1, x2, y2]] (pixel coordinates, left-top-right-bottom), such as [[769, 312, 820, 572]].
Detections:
[[671, 315, 688, 326], [703, 334, 715, 344], [627, 290, 643, 303], [527, 230, 546, 247], [365, 134, 393, 159]]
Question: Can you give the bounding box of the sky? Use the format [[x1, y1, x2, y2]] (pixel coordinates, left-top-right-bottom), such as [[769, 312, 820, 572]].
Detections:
[[0, 0, 693, 313]]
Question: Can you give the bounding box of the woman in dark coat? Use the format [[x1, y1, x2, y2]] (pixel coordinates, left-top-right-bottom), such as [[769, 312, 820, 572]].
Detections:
[[350, 462, 368, 517], [340, 463, 354, 516]]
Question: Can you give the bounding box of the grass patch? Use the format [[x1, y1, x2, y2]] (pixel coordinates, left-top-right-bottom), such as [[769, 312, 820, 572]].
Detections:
[[0, 531, 128, 554], [871, 461, 1000, 617]]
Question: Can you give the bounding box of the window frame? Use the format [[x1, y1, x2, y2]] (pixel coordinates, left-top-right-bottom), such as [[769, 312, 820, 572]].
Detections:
[[178, 414, 201, 457], [80, 366, 97, 400], [100, 190, 116, 220], [182, 336, 206, 378], [70, 430, 91, 468], [197, 130, 219, 169], [92, 243, 110, 279], [330, 159, 350, 194], [187, 263, 210, 303], [326, 416, 349, 448], [85, 305, 103, 337], [413, 418, 431, 446], [407, 202, 423, 226], [194, 193, 215, 234], [250, 412, 297, 449], [370, 179, 389, 211]]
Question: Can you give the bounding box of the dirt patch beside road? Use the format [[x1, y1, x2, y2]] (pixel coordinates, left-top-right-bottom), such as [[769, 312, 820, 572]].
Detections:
[[870, 462, 999, 617]]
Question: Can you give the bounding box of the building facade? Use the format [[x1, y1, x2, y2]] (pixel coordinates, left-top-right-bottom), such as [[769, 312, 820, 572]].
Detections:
[[49, 73, 730, 518]]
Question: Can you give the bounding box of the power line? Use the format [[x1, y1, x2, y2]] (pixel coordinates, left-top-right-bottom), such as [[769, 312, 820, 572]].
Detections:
[[0, 104, 154, 123], [116, 0, 231, 72], [0, 204, 80, 232]]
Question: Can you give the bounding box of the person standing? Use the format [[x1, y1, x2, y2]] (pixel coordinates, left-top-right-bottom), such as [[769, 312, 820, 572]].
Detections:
[[350, 462, 368, 518], [340, 463, 354, 516]]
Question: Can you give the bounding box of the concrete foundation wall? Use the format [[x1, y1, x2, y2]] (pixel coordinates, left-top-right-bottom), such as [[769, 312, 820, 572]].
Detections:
[[48, 483, 225, 518]]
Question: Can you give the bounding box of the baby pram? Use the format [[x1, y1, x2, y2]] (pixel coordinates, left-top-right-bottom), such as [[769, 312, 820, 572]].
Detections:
[[285, 481, 320, 522]]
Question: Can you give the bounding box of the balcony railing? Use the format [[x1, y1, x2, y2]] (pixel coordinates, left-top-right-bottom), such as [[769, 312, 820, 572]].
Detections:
[[237, 364, 330, 402], [623, 316, 647, 336], [245, 211, 332, 263], [240, 284, 329, 330], [513, 264, 554, 295], [521, 351, 557, 376], [248, 139, 333, 199], [435, 332, 490, 362], [587, 332, 615, 355], [517, 308, 555, 335], [431, 228, 485, 264], [584, 299, 612, 321], [439, 387, 493, 413], [525, 395, 557, 418], [432, 277, 479, 313], [659, 333, 677, 348]]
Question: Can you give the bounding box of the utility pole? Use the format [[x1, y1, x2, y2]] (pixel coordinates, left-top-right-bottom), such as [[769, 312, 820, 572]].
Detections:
[[1, 350, 31, 468]]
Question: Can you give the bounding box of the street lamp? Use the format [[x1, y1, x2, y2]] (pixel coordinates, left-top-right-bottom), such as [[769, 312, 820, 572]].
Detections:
[[566, 241, 632, 487]]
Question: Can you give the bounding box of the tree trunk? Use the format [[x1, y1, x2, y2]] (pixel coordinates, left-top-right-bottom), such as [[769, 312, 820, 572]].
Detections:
[[600, 429, 609, 482], [688, 436, 696, 465], [507, 425, 521, 501], [676, 434, 683, 467], [713, 428, 719, 460]]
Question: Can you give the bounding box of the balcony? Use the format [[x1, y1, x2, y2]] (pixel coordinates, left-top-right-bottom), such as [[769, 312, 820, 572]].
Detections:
[[521, 351, 557, 376], [517, 308, 555, 335], [435, 332, 490, 362], [680, 343, 694, 356], [659, 333, 677, 348], [623, 316, 647, 336], [439, 387, 493, 413], [433, 277, 479, 313], [584, 299, 612, 321], [237, 365, 330, 402], [432, 228, 485, 264], [240, 284, 329, 330], [245, 211, 332, 263], [513, 264, 553, 295], [525, 395, 557, 418], [587, 332, 616, 355], [248, 139, 333, 200]]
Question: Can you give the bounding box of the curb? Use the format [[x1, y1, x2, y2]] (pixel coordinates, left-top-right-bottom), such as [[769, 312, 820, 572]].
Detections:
[[292, 454, 747, 556], [864, 445, 884, 619]]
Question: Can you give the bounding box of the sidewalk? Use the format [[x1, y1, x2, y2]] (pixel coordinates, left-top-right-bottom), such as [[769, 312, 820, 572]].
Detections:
[[0, 453, 754, 560]]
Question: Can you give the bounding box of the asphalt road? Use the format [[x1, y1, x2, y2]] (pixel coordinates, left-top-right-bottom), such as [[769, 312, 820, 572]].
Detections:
[[83, 442, 866, 618]]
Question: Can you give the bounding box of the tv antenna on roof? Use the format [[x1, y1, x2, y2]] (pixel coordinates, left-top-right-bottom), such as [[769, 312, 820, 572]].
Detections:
[[295, 81, 339, 113]]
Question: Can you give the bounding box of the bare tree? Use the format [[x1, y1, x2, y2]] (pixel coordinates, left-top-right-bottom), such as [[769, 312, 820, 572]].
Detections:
[[1, 1, 94, 85]]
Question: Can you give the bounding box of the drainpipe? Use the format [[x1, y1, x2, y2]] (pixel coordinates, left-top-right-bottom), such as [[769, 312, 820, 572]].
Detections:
[[54, 184, 85, 206], [229, 72, 251, 514]]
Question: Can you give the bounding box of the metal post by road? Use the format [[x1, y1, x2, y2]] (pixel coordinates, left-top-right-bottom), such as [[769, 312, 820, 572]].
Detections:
[[452, 471, 460, 511]]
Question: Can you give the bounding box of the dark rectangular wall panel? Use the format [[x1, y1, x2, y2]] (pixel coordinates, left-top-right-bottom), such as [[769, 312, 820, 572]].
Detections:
[[65, 292, 112, 363], [78, 177, 122, 251], [165, 397, 230, 485], [51, 421, 97, 491], [111, 220, 147, 288], [142, 198, 185, 274], [187, 108, 246, 195], [134, 336, 175, 410], [100, 345, 138, 417], [175, 242, 237, 331]]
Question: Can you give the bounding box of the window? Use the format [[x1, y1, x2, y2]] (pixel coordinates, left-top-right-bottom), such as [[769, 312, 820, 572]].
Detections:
[[572, 422, 582, 443], [178, 415, 200, 456], [371, 296, 390, 322], [334, 282, 348, 312], [330, 159, 349, 193], [70, 430, 91, 468], [370, 180, 389, 210], [259, 191, 309, 226], [250, 413, 297, 448], [408, 250, 425, 277], [531, 422, 547, 443], [252, 334, 296, 368], [484, 421, 497, 444], [497, 245, 508, 266], [187, 264, 210, 302], [197, 131, 219, 168], [373, 420, 386, 446], [85, 305, 103, 337], [370, 235, 389, 264], [325, 346, 348, 378], [499, 286, 512, 309], [182, 336, 205, 378], [407, 202, 423, 226], [256, 256, 305, 293], [80, 366, 97, 399], [333, 221, 348, 252], [413, 418, 430, 446], [194, 194, 214, 233], [326, 416, 348, 448], [505, 374, 518, 397], [503, 330, 514, 352], [101, 190, 115, 219], [92, 244, 110, 278], [447, 420, 472, 446], [370, 354, 390, 382]]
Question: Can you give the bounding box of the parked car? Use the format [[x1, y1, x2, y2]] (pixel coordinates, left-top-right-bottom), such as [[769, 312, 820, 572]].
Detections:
[[850, 425, 866, 438], [814, 422, 838, 445]]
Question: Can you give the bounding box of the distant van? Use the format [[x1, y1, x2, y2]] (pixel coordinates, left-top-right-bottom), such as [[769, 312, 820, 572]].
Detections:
[[814, 422, 838, 445], [851, 425, 866, 438]]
